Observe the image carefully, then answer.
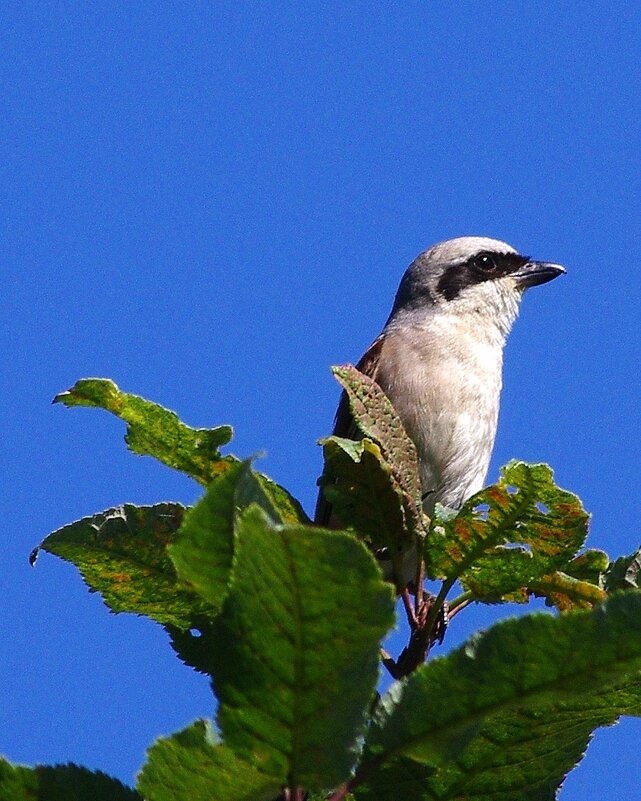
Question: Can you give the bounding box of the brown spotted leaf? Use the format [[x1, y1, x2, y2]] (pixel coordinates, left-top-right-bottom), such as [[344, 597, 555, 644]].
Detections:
[[526, 550, 610, 612], [54, 378, 236, 485], [32, 503, 212, 628], [530, 571, 607, 611], [332, 365, 422, 508], [325, 365, 425, 547], [426, 461, 589, 601], [565, 548, 610, 585]]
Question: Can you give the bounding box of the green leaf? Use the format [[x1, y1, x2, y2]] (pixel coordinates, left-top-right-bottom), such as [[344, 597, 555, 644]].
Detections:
[[0, 759, 140, 801], [358, 592, 641, 800], [168, 462, 310, 617], [319, 436, 413, 552], [565, 549, 609, 584], [137, 720, 280, 801], [235, 469, 311, 526], [353, 757, 435, 801], [165, 619, 220, 678], [212, 506, 395, 788], [530, 550, 610, 611], [331, 365, 424, 534], [426, 461, 589, 600], [54, 378, 236, 485], [332, 365, 421, 491], [168, 460, 250, 610], [529, 571, 606, 611], [33, 503, 211, 628]]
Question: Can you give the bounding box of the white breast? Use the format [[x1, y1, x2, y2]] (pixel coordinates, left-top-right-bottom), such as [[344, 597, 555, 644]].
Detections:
[[377, 314, 505, 513]]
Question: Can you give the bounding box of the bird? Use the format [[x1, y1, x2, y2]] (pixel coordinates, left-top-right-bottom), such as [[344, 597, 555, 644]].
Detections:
[[315, 236, 565, 585]]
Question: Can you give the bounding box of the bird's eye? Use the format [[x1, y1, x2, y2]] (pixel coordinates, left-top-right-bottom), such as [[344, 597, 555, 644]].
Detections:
[[472, 252, 498, 273]]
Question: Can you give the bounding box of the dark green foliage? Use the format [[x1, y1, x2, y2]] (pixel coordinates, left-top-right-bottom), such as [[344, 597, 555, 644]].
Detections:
[[138, 721, 279, 801], [210, 506, 394, 787], [0, 759, 141, 801], [323, 365, 425, 547], [360, 593, 641, 800], [604, 546, 641, 591], [319, 436, 416, 552]]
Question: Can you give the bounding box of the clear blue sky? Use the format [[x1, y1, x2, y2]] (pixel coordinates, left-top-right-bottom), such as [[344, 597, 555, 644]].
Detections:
[[1, 3, 640, 797]]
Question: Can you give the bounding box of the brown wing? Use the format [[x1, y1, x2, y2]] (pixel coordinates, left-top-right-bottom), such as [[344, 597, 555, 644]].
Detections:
[[314, 336, 385, 526]]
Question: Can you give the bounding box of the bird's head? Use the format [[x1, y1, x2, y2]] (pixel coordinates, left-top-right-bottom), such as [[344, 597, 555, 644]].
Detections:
[[387, 236, 565, 336]]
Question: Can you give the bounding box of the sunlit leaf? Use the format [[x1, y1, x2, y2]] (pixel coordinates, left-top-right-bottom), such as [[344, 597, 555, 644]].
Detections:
[[235, 469, 310, 526], [565, 549, 609, 584], [426, 461, 589, 600], [33, 503, 210, 628], [211, 506, 395, 788], [168, 460, 249, 611], [54, 378, 236, 485], [530, 570, 606, 612]]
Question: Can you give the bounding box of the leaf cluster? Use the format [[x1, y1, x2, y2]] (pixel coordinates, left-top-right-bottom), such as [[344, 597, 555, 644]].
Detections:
[[5, 375, 641, 800]]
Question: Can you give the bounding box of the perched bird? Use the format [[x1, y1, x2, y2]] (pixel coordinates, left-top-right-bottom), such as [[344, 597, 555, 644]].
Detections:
[[315, 236, 565, 581]]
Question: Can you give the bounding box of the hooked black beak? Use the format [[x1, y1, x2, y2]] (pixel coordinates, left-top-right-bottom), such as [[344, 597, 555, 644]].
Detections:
[[514, 260, 566, 289]]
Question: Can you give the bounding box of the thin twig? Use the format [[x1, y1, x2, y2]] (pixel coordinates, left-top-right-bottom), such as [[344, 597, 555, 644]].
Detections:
[[394, 577, 457, 677], [423, 578, 456, 658], [401, 587, 418, 628], [424, 579, 455, 634], [448, 591, 473, 618], [414, 556, 425, 615], [449, 599, 470, 618]]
